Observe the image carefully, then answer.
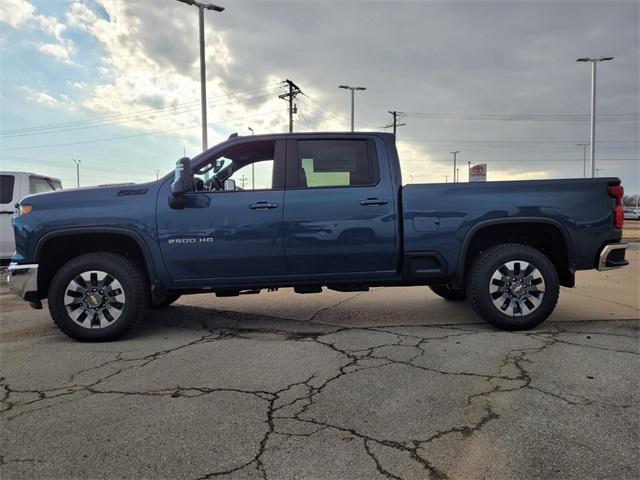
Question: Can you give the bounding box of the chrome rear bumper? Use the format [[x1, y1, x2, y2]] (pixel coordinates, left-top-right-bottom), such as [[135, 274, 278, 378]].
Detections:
[[597, 243, 628, 271]]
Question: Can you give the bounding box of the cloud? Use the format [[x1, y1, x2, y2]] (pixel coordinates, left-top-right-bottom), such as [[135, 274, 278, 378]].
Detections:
[[20, 86, 74, 109], [0, 0, 35, 27], [36, 38, 76, 64]]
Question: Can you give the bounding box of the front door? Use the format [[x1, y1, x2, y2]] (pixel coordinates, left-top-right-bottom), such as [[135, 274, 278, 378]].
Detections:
[[157, 139, 288, 286], [283, 137, 398, 279]]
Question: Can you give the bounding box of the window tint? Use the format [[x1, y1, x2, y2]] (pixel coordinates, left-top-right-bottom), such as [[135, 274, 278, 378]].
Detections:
[[297, 140, 376, 188], [29, 176, 59, 194], [0, 175, 15, 204]]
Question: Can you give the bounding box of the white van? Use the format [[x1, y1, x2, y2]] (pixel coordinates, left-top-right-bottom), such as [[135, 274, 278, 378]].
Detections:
[[0, 171, 63, 265]]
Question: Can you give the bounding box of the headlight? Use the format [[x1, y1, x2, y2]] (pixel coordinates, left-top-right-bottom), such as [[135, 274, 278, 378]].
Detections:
[[17, 204, 32, 216]]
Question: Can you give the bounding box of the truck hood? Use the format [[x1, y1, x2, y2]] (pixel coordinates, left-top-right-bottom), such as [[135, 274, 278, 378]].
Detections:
[[18, 181, 157, 209]]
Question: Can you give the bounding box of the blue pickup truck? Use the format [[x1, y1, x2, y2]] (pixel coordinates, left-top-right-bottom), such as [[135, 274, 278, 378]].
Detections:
[[8, 133, 628, 341]]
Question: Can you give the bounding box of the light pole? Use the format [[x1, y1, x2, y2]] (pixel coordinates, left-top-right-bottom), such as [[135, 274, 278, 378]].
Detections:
[[154, 169, 160, 180], [467, 161, 471, 182], [72, 158, 81, 188], [339, 85, 366, 132], [176, 0, 225, 152], [576, 143, 589, 178], [450, 151, 461, 183], [576, 56, 614, 178], [444, 175, 449, 183], [248, 127, 255, 188]]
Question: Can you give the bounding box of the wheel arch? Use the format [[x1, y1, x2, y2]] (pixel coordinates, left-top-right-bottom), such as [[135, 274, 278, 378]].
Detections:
[[35, 227, 158, 298], [456, 217, 575, 288]]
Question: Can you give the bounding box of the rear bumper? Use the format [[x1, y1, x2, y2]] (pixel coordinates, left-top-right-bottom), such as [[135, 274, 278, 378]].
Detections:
[[597, 243, 628, 271], [7, 262, 42, 308]]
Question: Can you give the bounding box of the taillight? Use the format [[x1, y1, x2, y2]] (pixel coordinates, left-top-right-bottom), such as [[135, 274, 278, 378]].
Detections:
[[608, 184, 624, 229]]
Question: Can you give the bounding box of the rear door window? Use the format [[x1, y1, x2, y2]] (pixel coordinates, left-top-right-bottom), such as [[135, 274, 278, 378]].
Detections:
[[296, 139, 377, 188], [29, 176, 61, 194], [0, 175, 15, 204]]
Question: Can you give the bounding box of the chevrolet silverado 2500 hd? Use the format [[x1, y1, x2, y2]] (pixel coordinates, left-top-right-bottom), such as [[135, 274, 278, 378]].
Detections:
[[8, 133, 628, 341]]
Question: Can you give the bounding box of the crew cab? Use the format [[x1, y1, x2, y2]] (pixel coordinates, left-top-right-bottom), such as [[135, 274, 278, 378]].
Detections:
[[8, 133, 628, 341]]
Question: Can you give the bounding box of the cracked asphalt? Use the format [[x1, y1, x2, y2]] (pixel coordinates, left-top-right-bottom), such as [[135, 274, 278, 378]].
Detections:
[[1, 248, 639, 479]]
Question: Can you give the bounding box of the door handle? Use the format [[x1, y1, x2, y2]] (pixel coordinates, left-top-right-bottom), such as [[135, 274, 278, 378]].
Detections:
[[0, 210, 13, 214], [360, 198, 388, 206], [249, 201, 278, 210]]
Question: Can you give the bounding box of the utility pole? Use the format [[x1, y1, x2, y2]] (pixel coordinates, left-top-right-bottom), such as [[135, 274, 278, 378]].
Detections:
[[339, 85, 366, 132], [450, 151, 461, 183], [467, 161, 471, 182], [176, 0, 225, 152], [456, 168, 460, 184], [576, 56, 614, 177], [444, 175, 449, 183], [239, 174, 248, 188], [279, 79, 302, 133], [387, 111, 406, 136], [72, 159, 81, 188], [576, 143, 589, 178]]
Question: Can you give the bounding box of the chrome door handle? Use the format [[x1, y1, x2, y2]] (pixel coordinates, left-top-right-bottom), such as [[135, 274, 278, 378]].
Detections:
[[360, 198, 388, 206], [249, 201, 278, 210]]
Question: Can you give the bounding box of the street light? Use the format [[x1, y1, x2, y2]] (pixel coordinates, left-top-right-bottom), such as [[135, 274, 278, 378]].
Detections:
[[450, 151, 461, 183], [72, 158, 81, 188], [339, 85, 366, 132], [576, 56, 614, 178], [576, 143, 589, 178], [176, 0, 225, 152], [248, 127, 255, 188]]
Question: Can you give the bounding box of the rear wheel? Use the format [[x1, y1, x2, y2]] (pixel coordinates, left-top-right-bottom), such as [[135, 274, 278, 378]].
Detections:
[[48, 253, 148, 341], [429, 285, 466, 301], [466, 244, 559, 330]]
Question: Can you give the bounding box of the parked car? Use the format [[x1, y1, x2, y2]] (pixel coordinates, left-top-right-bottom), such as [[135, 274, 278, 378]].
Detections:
[[623, 209, 640, 220], [8, 133, 628, 341], [0, 171, 62, 265]]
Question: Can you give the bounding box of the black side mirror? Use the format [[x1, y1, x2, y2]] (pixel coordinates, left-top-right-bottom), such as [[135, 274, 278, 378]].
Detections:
[[169, 157, 192, 209]]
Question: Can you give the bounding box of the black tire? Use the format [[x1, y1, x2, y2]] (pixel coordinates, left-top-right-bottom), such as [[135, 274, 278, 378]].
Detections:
[[429, 285, 466, 301], [466, 243, 559, 331], [48, 253, 149, 342], [150, 293, 181, 309]]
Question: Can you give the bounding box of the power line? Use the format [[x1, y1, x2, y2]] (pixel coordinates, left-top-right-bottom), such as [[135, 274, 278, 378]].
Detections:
[[398, 139, 638, 144], [0, 108, 289, 151], [403, 112, 639, 122], [0, 84, 278, 137]]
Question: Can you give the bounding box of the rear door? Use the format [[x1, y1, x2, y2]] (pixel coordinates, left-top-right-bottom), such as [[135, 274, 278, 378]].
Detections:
[[0, 174, 18, 260], [283, 137, 398, 279]]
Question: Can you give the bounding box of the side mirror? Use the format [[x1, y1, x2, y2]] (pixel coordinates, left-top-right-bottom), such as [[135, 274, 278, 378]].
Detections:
[[224, 179, 236, 191], [169, 157, 191, 209], [171, 157, 192, 195]]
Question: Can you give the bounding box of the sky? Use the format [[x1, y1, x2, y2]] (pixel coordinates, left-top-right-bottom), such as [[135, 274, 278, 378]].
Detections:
[[0, 0, 638, 192]]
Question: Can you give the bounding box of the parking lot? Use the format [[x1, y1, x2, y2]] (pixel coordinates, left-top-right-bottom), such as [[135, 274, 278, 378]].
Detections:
[[1, 246, 638, 479]]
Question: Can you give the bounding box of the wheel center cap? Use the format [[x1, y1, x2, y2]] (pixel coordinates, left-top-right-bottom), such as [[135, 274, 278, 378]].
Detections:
[[511, 283, 525, 295], [87, 294, 101, 307]]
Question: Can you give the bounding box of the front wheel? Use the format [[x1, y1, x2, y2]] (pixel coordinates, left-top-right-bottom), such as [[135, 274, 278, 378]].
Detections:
[[48, 253, 149, 342], [466, 244, 559, 330]]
